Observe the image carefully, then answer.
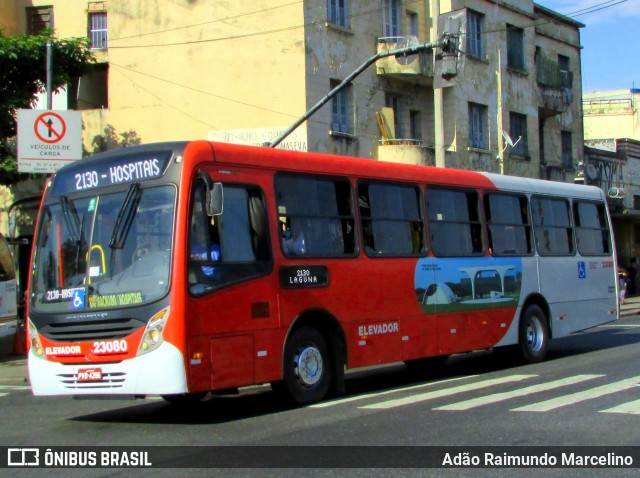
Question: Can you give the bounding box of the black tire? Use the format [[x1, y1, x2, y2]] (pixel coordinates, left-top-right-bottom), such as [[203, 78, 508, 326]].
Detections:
[[161, 392, 207, 404], [281, 327, 332, 405], [519, 304, 549, 363]]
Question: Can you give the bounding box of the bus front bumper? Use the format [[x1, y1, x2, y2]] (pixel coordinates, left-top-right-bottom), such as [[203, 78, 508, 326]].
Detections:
[[28, 341, 187, 396]]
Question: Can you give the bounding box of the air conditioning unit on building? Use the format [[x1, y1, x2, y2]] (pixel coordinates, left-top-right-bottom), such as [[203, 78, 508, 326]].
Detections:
[[608, 187, 625, 199]]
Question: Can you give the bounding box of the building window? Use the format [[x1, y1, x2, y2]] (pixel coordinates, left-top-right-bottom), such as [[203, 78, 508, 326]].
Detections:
[[385, 94, 402, 138], [330, 79, 352, 135], [468, 102, 488, 149], [407, 11, 418, 37], [467, 11, 484, 58], [328, 0, 348, 28], [89, 11, 108, 49], [77, 63, 108, 110], [26, 6, 53, 34], [409, 110, 422, 141], [558, 54, 570, 72], [561, 131, 572, 169], [507, 24, 525, 71], [382, 0, 400, 37], [509, 112, 528, 157]]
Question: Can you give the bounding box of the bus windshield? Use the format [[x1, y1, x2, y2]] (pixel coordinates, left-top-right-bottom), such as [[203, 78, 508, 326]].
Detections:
[[30, 185, 176, 312]]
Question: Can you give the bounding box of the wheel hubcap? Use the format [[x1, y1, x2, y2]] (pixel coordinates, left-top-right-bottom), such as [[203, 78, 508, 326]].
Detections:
[[295, 345, 323, 387], [526, 317, 543, 352]]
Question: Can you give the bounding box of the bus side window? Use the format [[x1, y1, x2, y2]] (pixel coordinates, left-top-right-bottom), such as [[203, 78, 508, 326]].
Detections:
[[574, 201, 611, 256], [426, 188, 481, 256], [484, 193, 532, 255], [189, 181, 271, 294], [531, 196, 574, 256], [276, 174, 355, 258], [358, 182, 424, 257]]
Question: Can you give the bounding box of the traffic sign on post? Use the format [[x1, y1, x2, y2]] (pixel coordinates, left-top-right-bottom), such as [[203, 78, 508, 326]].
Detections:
[[17, 109, 83, 173]]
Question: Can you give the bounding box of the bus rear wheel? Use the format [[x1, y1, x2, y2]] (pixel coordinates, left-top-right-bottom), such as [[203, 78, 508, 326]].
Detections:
[[519, 304, 549, 363], [281, 327, 332, 405]]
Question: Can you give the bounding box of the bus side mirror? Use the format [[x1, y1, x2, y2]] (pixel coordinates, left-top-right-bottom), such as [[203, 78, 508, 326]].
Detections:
[[208, 182, 223, 216]]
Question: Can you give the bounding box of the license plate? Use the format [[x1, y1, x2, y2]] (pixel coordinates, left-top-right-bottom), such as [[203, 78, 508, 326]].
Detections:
[[77, 368, 103, 382]]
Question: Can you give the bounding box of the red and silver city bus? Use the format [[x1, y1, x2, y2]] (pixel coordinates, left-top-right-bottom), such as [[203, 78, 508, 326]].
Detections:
[[26, 141, 618, 404]]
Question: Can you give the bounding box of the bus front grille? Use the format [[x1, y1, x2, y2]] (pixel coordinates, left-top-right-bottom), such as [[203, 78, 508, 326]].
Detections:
[[39, 318, 145, 342], [57, 371, 127, 389]]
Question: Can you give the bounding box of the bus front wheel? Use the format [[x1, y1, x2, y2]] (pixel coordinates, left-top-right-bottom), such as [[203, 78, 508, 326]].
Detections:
[[519, 305, 549, 363], [281, 327, 332, 405]]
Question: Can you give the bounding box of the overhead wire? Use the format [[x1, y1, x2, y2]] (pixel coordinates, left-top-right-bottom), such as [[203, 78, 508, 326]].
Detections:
[[103, 0, 631, 146]]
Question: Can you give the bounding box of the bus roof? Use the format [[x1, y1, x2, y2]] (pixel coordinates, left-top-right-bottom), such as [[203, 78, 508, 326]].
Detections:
[[59, 141, 605, 202], [482, 172, 606, 201]]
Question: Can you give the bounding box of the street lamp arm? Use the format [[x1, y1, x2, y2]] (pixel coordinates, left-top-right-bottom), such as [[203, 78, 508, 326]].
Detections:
[[267, 36, 450, 149]]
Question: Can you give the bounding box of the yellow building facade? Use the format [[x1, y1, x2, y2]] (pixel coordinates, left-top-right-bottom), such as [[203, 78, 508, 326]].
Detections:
[[2, 1, 584, 180], [583, 89, 640, 148]]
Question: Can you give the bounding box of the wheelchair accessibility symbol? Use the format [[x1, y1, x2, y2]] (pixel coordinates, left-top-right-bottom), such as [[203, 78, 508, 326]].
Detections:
[[578, 261, 586, 279], [72, 289, 85, 309]]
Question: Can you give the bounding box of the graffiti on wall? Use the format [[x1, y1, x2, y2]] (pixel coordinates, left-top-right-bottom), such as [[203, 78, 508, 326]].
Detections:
[[586, 158, 626, 209]]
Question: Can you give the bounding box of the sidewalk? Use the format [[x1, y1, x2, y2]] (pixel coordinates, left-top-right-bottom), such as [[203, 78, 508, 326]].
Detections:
[[620, 293, 640, 317], [0, 355, 27, 386]]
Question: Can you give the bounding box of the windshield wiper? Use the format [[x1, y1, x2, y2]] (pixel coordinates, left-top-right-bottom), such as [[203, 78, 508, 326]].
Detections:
[[109, 183, 142, 250], [108, 183, 142, 278], [60, 196, 88, 284], [59, 195, 80, 242]]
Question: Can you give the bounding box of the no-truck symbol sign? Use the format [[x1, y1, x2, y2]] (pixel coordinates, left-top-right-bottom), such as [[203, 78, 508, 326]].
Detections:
[[34, 112, 67, 144], [17, 109, 82, 173]]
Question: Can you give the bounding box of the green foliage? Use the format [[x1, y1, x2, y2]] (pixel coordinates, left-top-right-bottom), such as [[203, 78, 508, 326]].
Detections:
[[0, 31, 94, 185], [89, 125, 143, 155]]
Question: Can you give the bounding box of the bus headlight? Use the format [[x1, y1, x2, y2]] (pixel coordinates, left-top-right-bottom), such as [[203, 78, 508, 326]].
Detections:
[[28, 320, 46, 360], [138, 307, 169, 356]]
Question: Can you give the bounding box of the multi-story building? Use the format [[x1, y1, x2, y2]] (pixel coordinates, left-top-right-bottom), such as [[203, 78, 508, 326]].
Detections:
[[581, 139, 640, 267], [583, 89, 640, 149], [1, 1, 584, 200], [582, 88, 640, 265]]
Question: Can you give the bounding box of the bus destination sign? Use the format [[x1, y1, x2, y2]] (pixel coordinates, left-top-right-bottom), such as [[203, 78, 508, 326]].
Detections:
[[51, 152, 172, 195]]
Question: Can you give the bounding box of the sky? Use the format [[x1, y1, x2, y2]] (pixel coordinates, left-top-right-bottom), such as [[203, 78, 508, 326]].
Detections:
[[538, 0, 640, 92]]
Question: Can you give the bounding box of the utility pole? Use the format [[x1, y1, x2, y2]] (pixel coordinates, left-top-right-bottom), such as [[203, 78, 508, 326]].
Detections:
[[46, 41, 53, 110], [267, 33, 457, 149], [431, 0, 446, 168]]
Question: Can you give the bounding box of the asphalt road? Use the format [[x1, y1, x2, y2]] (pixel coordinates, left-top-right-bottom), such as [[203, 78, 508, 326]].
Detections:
[[1, 316, 640, 477]]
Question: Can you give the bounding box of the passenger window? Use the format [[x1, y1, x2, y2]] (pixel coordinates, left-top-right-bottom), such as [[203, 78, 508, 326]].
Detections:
[[275, 175, 355, 257], [531, 196, 574, 256], [573, 201, 611, 256], [484, 193, 532, 255], [358, 182, 424, 257], [426, 188, 482, 256], [188, 180, 271, 295]]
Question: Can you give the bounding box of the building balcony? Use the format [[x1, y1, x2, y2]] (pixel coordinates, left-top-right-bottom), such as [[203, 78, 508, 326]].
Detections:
[[376, 140, 434, 166], [375, 38, 434, 86], [535, 56, 573, 116], [583, 98, 634, 115]]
